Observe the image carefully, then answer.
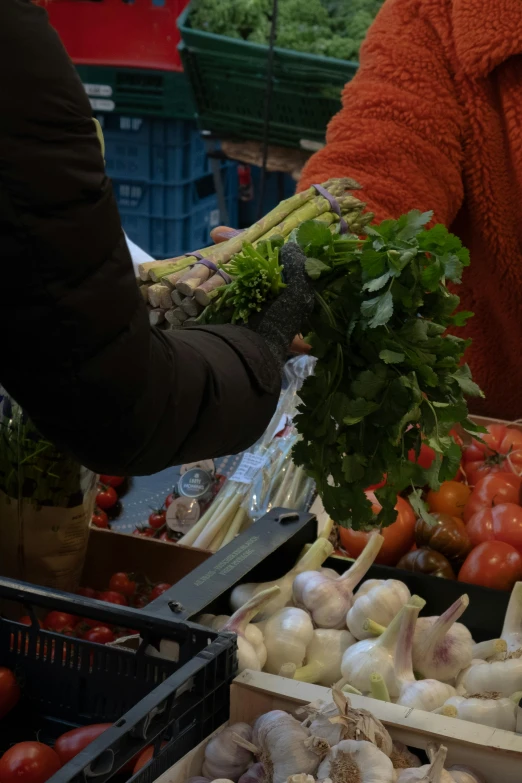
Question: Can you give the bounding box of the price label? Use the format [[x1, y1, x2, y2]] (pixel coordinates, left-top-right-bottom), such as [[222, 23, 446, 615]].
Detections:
[[229, 453, 267, 484]]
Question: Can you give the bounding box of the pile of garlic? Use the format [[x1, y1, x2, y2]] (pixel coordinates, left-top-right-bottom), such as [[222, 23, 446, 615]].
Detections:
[[195, 535, 522, 735], [185, 692, 485, 783]]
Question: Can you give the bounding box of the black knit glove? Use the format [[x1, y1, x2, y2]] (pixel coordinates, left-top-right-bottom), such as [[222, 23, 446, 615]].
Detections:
[[247, 243, 315, 368]]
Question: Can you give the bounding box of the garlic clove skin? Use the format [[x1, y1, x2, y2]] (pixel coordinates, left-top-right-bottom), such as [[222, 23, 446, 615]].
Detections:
[[202, 724, 254, 782], [395, 744, 453, 783], [317, 739, 395, 783], [252, 710, 320, 783], [500, 581, 522, 654], [294, 629, 355, 686], [412, 596, 473, 683], [347, 580, 411, 640], [443, 694, 516, 731], [263, 607, 314, 675], [396, 679, 456, 712], [390, 743, 422, 771], [456, 657, 522, 697], [448, 766, 486, 783], [238, 763, 265, 783]]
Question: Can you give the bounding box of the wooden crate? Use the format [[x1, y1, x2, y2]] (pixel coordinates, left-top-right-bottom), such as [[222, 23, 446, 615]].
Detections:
[[157, 671, 522, 783]]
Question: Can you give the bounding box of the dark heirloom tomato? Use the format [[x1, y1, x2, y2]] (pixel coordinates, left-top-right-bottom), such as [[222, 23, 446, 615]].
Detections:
[[397, 548, 456, 579], [414, 512, 471, 561]]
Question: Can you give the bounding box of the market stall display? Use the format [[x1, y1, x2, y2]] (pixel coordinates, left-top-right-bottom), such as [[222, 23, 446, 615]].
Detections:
[[158, 673, 518, 783]]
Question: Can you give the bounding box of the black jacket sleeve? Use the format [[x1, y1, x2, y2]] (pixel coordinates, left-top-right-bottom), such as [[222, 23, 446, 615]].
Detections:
[[0, 0, 281, 475]]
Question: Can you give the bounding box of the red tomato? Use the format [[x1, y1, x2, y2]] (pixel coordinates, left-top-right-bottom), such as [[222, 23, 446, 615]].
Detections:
[[338, 493, 416, 566], [158, 531, 174, 542], [133, 594, 149, 609], [91, 508, 109, 529], [133, 743, 168, 774], [149, 583, 172, 601], [0, 742, 61, 783], [83, 627, 115, 644], [54, 724, 112, 765], [76, 587, 97, 599], [148, 510, 166, 529], [463, 473, 522, 522], [408, 442, 436, 470], [99, 475, 125, 488], [108, 572, 136, 597], [96, 485, 118, 510], [0, 668, 20, 719], [98, 591, 128, 606], [463, 424, 522, 485], [466, 508, 494, 548], [164, 493, 175, 508], [458, 541, 522, 591], [133, 528, 156, 537], [491, 503, 522, 553], [426, 481, 471, 519], [43, 611, 78, 633]]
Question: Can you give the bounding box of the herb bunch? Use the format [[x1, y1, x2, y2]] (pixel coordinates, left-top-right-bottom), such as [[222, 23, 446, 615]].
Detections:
[[291, 212, 483, 529]]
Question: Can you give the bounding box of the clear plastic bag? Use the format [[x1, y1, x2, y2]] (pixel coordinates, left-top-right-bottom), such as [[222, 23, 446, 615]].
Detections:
[[0, 389, 96, 591]]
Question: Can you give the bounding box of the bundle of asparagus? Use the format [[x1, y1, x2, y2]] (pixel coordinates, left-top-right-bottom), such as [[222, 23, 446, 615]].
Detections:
[[136, 179, 372, 329]]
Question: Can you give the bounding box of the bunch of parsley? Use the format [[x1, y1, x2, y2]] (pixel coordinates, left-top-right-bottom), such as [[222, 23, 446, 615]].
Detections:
[[288, 212, 484, 530]]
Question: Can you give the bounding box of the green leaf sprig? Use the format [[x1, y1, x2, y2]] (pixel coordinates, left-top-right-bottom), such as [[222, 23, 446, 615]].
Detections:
[[291, 211, 484, 529]]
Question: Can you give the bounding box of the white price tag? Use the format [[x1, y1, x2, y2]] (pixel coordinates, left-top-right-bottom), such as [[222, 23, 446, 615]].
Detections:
[[229, 453, 268, 484]]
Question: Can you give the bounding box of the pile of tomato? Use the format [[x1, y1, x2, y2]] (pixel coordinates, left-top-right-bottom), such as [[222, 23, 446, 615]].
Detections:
[[0, 669, 161, 783], [20, 573, 172, 646], [339, 423, 522, 592]]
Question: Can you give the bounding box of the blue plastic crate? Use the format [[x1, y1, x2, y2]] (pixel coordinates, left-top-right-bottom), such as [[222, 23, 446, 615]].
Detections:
[[97, 113, 210, 184], [119, 166, 239, 257], [113, 165, 233, 218]]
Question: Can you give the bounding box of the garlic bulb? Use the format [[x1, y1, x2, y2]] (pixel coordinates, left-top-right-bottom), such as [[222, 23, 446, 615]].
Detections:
[[317, 740, 394, 783], [286, 776, 316, 783], [293, 533, 384, 628], [457, 657, 522, 697], [238, 765, 265, 783], [229, 538, 334, 618], [221, 586, 279, 672], [263, 607, 314, 674], [300, 699, 344, 747], [412, 595, 473, 682], [396, 744, 453, 783], [500, 581, 522, 653], [341, 597, 424, 698], [448, 766, 486, 783], [294, 629, 355, 686], [247, 710, 320, 783], [187, 778, 211, 783], [202, 724, 254, 781], [210, 614, 267, 670], [390, 743, 422, 771], [395, 602, 456, 712], [443, 693, 516, 731], [347, 579, 411, 640]]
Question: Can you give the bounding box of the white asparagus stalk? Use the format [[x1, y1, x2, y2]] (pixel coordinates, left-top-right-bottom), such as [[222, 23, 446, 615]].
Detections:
[[209, 511, 235, 552], [173, 307, 188, 322], [179, 485, 236, 546], [221, 506, 249, 549], [139, 285, 150, 303], [149, 308, 165, 326], [193, 494, 242, 550], [148, 283, 170, 308], [159, 287, 174, 310], [180, 297, 202, 317], [171, 289, 184, 306], [165, 309, 182, 326]]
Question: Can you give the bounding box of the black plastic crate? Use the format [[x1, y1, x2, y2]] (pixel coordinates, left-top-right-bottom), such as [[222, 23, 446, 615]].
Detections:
[[145, 510, 509, 642], [0, 579, 236, 783]]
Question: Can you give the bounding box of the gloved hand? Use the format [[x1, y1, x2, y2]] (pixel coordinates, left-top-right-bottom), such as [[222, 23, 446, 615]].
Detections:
[[246, 242, 315, 368], [210, 226, 312, 356]]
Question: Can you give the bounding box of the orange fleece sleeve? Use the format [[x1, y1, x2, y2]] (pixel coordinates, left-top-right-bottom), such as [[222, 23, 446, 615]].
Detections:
[[299, 0, 466, 226]]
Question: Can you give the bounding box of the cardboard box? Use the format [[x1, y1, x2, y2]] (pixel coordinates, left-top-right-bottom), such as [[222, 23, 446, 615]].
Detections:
[[158, 672, 522, 783], [80, 528, 211, 590]]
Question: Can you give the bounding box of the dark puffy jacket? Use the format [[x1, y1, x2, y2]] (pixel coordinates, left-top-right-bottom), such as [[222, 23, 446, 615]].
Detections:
[[0, 0, 280, 474]]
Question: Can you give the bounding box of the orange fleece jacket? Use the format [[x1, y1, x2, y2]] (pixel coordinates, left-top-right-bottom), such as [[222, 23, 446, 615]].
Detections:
[[300, 0, 522, 420]]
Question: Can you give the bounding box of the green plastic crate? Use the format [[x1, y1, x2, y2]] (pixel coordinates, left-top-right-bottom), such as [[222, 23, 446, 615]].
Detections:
[[75, 64, 196, 119], [177, 5, 358, 149]]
